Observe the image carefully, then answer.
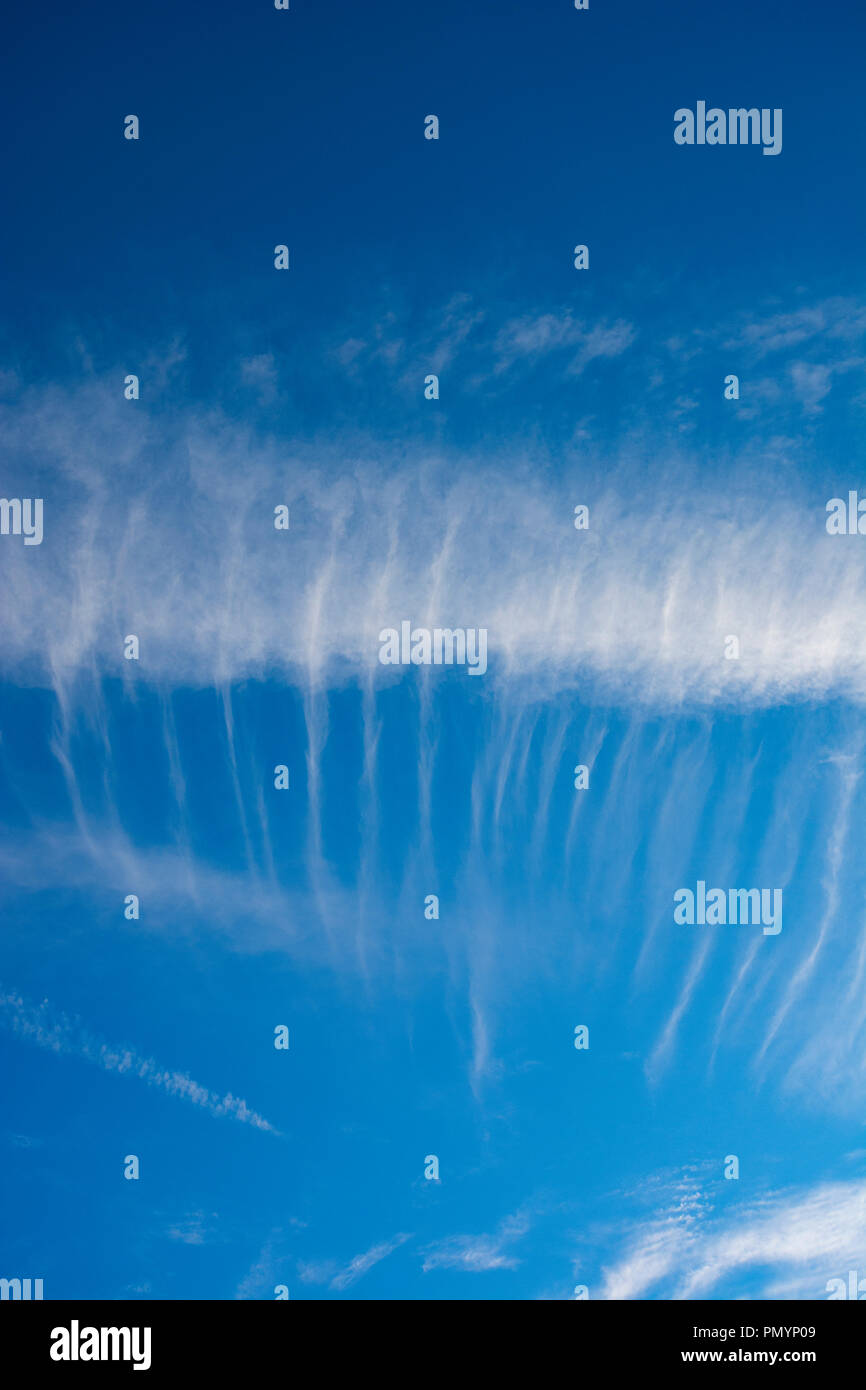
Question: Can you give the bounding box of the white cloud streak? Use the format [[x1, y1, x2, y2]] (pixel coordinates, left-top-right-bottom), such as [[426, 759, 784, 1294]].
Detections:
[[298, 1233, 412, 1290], [0, 984, 278, 1134], [422, 1209, 531, 1273]]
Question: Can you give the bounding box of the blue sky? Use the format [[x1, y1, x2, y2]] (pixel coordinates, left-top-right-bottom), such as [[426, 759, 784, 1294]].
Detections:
[[2, 0, 866, 1300]]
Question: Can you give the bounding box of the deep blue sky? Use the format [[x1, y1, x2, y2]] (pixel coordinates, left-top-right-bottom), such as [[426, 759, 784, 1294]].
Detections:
[[2, 0, 866, 1301]]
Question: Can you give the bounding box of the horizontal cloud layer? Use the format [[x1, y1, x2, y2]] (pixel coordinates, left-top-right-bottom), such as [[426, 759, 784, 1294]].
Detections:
[[1, 378, 865, 709]]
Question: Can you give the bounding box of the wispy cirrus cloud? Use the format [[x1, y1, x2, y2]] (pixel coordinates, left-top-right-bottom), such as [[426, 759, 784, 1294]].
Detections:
[[167, 1211, 215, 1246], [3, 376, 866, 710], [0, 985, 278, 1134], [298, 1233, 412, 1290], [422, 1209, 531, 1273], [599, 1171, 866, 1300], [788, 357, 865, 415], [235, 1232, 283, 1300], [492, 312, 636, 374], [332, 294, 633, 383], [729, 297, 866, 358]]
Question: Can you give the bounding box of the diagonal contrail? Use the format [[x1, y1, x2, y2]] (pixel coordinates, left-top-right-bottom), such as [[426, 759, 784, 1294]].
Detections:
[[0, 985, 279, 1135]]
